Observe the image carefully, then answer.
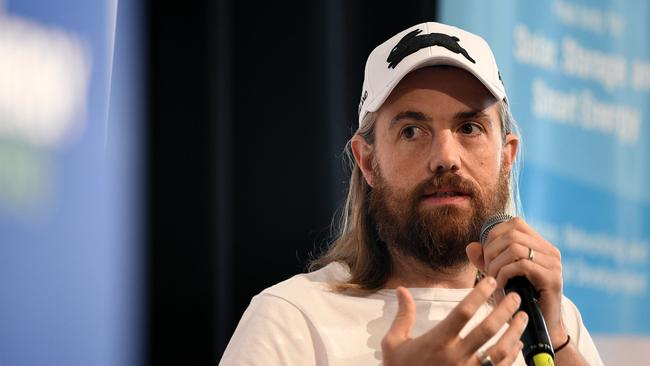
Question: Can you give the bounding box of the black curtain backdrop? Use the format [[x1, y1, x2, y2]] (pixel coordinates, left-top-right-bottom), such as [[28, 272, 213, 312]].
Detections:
[[147, 1, 439, 364]]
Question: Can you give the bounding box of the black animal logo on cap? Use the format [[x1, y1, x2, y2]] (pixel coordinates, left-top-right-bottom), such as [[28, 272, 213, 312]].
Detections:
[[387, 29, 476, 69]]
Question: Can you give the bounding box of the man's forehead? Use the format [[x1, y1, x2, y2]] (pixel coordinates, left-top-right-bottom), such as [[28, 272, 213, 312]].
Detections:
[[392, 66, 494, 98], [381, 66, 499, 115]]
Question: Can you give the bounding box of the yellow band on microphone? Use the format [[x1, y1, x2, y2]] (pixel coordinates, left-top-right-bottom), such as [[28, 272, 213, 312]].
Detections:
[[532, 352, 554, 366]]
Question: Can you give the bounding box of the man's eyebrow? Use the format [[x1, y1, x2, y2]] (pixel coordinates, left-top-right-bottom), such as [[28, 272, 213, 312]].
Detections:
[[390, 110, 432, 127], [454, 109, 491, 121]]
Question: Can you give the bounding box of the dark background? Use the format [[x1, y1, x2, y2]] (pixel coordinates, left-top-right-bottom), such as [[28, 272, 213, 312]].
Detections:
[[146, 0, 439, 363]]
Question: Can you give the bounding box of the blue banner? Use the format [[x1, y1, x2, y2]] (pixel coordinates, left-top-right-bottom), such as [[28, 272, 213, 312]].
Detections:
[[441, 0, 650, 362], [0, 1, 143, 365]]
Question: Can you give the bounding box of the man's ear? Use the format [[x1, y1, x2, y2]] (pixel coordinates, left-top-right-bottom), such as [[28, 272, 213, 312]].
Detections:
[[502, 133, 519, 170], [350, 134, 376, 188]]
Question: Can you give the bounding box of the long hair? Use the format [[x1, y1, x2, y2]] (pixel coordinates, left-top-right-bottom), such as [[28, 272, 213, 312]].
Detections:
[[310, 100, 523, 293]]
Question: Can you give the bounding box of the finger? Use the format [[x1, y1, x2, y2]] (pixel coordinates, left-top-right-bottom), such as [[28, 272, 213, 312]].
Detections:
[[485, 243, 560, 278], [484, 218, 555, 255], [495, 341, 524, 366], [484, 217, 535, 245], [483, 228, 538, 264], [466, 242, 485, 272], [483, 230, 560, 271], [494, 258, 561, 291], [483, 228, 527, 264], [433, 277, 497, 341], [460, 292, 521, 354], [385, 287, 416, 342], [488, 311, 528, 364]]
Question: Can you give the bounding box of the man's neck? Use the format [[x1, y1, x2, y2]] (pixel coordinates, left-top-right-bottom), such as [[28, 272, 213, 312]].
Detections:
[[384, 253, 477, 289]]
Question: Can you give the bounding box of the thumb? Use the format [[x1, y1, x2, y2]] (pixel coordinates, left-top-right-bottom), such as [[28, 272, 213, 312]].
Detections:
[[466, 242, 485, 272], [387, 287, 416, 342]]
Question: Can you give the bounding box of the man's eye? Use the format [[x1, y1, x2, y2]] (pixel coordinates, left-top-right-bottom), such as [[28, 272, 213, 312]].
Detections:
[[459, 123, 482, 135], [401, 126, 422, 139]]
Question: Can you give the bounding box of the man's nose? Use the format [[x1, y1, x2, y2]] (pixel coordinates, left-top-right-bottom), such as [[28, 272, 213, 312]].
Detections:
[[429, 130, 460, 174]]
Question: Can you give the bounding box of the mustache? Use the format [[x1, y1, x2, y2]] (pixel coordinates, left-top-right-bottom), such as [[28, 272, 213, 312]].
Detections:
[[414, 172, 479, 198]]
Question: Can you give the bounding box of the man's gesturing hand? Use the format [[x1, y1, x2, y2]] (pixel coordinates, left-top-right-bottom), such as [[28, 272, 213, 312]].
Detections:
[[381, 277, 528, 366]]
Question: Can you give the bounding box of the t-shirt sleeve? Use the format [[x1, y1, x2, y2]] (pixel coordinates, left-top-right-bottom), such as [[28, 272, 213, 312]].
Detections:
[[219, 292, 318, 366], [561, 296, 604, 366]]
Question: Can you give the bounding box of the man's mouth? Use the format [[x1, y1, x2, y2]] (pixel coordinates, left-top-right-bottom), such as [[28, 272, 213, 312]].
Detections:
[[421, 188, 471, 204], [427, 191, 465, 197], [423, 187, 469, 197]]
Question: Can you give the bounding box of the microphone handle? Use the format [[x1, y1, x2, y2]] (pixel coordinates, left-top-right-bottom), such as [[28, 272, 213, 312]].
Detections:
[[505, 276, 555, 366]]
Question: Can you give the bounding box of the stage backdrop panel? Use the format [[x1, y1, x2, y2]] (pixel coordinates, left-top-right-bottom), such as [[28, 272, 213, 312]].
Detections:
[[0, 0, 143, 365], [440, 0, 650, 364]]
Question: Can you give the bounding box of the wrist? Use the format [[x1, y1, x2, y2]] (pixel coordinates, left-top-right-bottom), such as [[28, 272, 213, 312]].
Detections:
[[549, 326, 569, 349], [553, 334, 571, 353]]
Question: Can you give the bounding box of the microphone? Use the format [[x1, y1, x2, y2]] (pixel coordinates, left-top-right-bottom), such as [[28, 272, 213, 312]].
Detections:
[[480, 214, 555, 366]]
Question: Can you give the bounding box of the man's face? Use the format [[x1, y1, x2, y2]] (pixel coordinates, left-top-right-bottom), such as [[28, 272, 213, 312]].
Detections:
[[355, 67, 518, 270]]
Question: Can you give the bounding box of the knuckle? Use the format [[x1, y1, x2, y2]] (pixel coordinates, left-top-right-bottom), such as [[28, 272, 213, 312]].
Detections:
[[495, 266, 509, 279], [380, 336, 394, 352], [456, 304, 474, 320], [486, 262, 496, 277], [512, 230, 525, 242], [492, 344, 510, 360], [508, 245, 521, 261], [499, 261, 513, 274], [481, 318, 502, 337], [517, 242, 529, 254], [503, 230, 517, 242], [512, 217, 525, 226]]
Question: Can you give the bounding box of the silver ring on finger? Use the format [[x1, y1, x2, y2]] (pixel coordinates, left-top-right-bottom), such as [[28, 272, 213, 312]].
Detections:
[[477, 350, 495, 366], [527, 247, 534, 262]]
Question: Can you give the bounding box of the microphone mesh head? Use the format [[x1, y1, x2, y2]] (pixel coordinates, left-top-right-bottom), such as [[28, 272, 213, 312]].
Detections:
[[480, 214, 513, 244]]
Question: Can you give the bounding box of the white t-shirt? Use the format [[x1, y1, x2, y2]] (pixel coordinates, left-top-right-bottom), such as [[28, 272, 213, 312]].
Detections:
[[220, 262, 603, 365]]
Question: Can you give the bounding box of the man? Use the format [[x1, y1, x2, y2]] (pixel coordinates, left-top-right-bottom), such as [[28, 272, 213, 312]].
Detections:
[[220, 22, 603, 366]]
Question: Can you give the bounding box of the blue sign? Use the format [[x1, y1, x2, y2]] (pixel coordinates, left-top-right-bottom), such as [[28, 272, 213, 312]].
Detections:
[[441, 0, 650, 361], [0, 1, 143, 365]]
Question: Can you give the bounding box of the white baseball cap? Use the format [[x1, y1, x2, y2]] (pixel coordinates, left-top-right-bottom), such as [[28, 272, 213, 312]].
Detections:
[[357, 21, 506, 128]]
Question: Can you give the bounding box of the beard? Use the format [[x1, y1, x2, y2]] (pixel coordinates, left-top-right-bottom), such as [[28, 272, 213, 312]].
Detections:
[[368, 163, 510, 272]]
